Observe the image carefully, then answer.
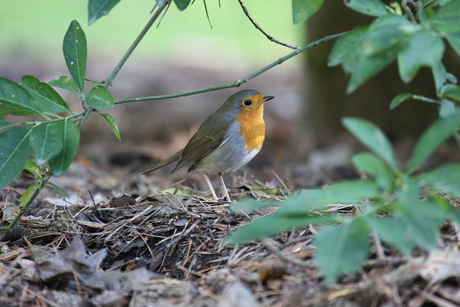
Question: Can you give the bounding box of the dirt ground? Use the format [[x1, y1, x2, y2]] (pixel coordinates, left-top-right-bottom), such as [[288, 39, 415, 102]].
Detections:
[[2, 56, 460, 307], [2, 134, 460, 307]]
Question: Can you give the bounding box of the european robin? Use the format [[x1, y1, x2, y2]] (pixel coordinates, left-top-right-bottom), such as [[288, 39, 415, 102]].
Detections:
[[141, 89, 274, 201]]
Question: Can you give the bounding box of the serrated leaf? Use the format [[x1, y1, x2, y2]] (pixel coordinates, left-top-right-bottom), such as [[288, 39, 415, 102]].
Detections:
[[0, 77, 52, 116], [406, 113, 460, 174], [49, 121, 80, 176], [0, 127, 33, 189], [48, 76, 79, 96], [88, 0, 121, 25], [63, 20, 87, 93], [352, 153, 395, 191], [314, 219, 371, 284], [390, 93, 412, 109], [29, 124, 64, 165], [397, 30, 445, 83], [20, 75, 71, 113], [19, 183, 37, 208], [98, 113, 121, 141], [418, 163, 460, 198], [344, 0, 388, 17], [173, 0, 191, 10], [342, 117, 400, 171], [86, 85, 114, 110], [430, 0, 460, 55], [292, 0, 325, 24]]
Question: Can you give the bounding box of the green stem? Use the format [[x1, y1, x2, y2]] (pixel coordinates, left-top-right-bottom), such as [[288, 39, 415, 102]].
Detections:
[[6, 111, 85, 128], [104, 1, 171, 86], [114, 32, 346, 104], [412, 95, 440, 104], [0, 177, 48, 233]]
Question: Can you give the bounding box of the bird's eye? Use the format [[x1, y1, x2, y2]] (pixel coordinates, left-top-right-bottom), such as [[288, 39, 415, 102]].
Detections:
[[243, 99, 252, 106]]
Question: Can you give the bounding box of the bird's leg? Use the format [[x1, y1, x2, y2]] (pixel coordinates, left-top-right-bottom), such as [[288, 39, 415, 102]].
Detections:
[[218, 173, 232, 202], [203, 174, 219, 201]]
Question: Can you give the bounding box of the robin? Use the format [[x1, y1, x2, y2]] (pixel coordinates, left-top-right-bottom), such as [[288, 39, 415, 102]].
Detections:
[[141, 89, 274, 201]]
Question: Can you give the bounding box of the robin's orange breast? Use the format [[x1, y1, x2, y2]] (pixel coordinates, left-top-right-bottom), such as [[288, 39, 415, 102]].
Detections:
[[234, 94, 266, 152]]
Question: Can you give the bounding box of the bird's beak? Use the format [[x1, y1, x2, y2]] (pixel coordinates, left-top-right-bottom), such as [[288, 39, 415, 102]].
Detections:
[[262, 96, 275, 102]]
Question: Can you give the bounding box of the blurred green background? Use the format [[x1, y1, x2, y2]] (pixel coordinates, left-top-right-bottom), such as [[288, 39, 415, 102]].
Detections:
[[0, 0, 304, 68]]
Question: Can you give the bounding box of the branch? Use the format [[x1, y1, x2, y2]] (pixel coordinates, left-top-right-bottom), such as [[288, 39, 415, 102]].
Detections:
[[114, 32, 346, 104], [237, 0, 300, 50], [104, 0, 172, 86]]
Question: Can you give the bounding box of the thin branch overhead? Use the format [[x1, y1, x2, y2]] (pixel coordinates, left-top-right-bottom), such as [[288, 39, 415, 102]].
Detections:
[[237, 0, 300, 50]]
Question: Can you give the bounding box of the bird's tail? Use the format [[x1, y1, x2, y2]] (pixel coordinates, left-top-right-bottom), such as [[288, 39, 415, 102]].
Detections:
[[140, 149, 184, 175]]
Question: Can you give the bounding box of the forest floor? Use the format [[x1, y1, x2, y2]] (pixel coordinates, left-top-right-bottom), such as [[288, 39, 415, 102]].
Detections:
[[2, 133, 460, 307]]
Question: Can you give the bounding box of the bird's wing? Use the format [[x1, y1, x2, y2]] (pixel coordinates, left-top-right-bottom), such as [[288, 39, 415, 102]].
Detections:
[[171, 129, 227, 173]]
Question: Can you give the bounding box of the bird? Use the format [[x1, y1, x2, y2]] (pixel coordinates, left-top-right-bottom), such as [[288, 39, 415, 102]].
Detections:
[[141, 89, 274, 201]]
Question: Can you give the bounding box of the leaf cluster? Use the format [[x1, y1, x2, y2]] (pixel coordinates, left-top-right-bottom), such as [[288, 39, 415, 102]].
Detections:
[[227, 0, 460, 285], [0, 20, 117, 191]]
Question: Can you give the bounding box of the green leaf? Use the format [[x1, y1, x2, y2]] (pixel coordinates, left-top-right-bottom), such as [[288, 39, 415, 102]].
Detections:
[[88, 0, 121, 25], [342, 117, 399, 171], [367, 216, 414, 255], [86, 85, 114, 110], [418, 163, 460, 198], [395, 199, 447, 250], [226, 214, 335, 245], [29, 124, 64, 165], [397, 30, 445, 83], [430, 0, 460, 55], [292, 0, 325, 24], [0, 127, 33, 189], [0, 77, 52, 116], [0, 116, 15, 131], [48, 76, 79, 96], [173, 0, 191, 10], [347, 49, 398, 93], [352, 153, 395, 191], [20, 75, 71, 113], [390, 93, 412, 109], [329, 26, 368, 69], [439, 99, 460, 118], [49, 121, 80, 176], [63, 20, 87, 93], [314, 219, 371, 284], [344, 0, 388, 17], [46, 182, 69, 197], [19, 183, 37, 208], [406, 114, 460, 174], [98, 113, 121, 141], [440, 84, 460, 102], [24, 159, 41, 176], [364, 15, 413, 55]]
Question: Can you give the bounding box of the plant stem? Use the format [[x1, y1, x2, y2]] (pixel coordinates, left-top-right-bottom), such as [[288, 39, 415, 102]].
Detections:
[[114, 32, 346, 104], [412, 95, 440, 104], [0, 177, 48, 233], [104, 1, 171, 86]]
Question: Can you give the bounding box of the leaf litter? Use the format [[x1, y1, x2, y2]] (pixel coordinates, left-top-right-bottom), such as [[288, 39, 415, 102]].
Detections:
[[1, 143, 460, 306]]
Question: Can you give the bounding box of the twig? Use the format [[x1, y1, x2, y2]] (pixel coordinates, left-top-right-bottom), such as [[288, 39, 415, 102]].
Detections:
[[262, 238, 317, 269], [114, 32, 346, 105], [237, 0, 299, 50], [105, 0, 172, 86]]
